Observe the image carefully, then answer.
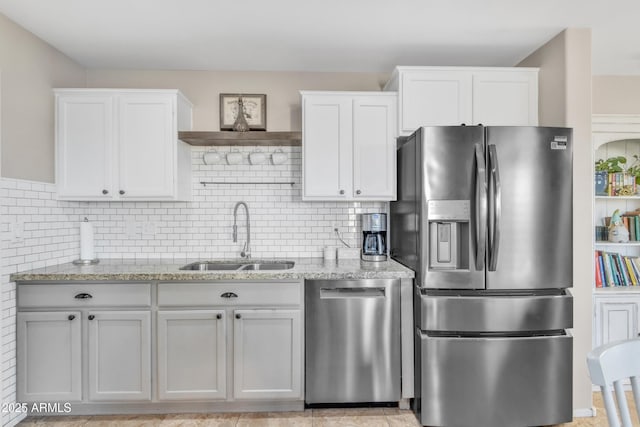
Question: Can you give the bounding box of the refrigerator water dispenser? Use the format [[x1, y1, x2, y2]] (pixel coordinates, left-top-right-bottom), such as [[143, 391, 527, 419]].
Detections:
[[427, 200, 470, 270]]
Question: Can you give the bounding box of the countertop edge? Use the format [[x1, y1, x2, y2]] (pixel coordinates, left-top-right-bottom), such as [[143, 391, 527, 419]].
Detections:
[[12, 271, 415, 282], [10, 258, 415, 283]]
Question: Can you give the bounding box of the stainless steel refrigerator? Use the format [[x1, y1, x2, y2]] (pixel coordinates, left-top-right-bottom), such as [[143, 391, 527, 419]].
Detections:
[[390, 126, 573, 427]]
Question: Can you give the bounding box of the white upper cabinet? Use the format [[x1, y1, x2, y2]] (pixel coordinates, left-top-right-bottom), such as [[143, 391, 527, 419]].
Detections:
[[395, 69, 471, 131], [471, 70, 538, 126], [301, 91, 397, 201], [301, 94, 353, 199], [55, 94, 115, 199], [384, 66, 538, 136], [352, 96, 397, 199], [55, 89, 193, 201]]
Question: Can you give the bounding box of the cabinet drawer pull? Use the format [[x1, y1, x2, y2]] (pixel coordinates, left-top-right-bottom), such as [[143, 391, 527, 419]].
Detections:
[[356, 190, 361, 195], [221, 292, 238, 299], [68, 314, 75, 321], [235, 313, 242, 319], [216, 314, 222, 319], [119, 190, 125, 195], [102, 189, 109, 195], [74, 293, 93, 299], [88, 314, 95, 320], [339, 190, 345, 195]]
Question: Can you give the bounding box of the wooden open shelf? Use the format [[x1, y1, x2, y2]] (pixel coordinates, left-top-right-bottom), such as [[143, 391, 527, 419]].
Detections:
[[178, 131, 302, 146]]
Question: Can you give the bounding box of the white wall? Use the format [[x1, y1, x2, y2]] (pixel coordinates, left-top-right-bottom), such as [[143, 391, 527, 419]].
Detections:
[[86, 69, 389, 132], [518, 28, 593, 416], [0, 13, 86, 183], [593, 75, 640, 114]]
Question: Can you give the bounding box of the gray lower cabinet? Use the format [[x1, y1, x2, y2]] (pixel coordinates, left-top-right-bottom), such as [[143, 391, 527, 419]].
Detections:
[[233, 309, 302, 400], [157, 310, 227, 400], [17, 311, 82, 402], [17, 280, 304, 410], [17, 283, 152, 403], [157, 281, 304, 402], [87, 310, 151, 401]]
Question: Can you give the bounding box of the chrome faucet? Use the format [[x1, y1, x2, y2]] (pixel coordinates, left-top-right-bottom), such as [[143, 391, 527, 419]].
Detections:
[[232, 201, 251, 258]]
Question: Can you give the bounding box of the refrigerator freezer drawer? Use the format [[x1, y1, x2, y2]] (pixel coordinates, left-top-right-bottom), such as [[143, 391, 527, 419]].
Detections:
[[419, 331, 572, 427], [418, 291, 573, 332]]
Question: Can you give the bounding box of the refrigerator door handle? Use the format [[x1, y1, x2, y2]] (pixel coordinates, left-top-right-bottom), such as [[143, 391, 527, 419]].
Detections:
[[474, 143, 487, 270], [488, 144, 501, 271]]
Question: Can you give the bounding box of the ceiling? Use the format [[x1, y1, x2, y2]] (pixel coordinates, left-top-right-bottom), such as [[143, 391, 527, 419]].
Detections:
[[0, 0, 637, 75]]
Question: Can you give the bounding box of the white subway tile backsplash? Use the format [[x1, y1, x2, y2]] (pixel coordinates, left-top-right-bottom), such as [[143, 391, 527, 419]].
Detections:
[[1, 145, 389, 424]]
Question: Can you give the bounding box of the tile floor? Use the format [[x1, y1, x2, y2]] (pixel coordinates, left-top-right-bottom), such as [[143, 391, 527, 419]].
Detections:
[[15, 393, 636, 426]]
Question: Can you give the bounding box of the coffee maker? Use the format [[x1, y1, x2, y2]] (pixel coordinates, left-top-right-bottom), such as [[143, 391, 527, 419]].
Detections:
[[361, 213, 387, 262]]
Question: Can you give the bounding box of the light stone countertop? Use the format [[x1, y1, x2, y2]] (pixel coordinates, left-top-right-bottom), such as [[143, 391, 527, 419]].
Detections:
[[10, 257, 415, 282]]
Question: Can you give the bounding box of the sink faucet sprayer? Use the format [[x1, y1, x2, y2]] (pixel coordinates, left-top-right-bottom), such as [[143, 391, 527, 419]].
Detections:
[[232, 201, 251, 258]]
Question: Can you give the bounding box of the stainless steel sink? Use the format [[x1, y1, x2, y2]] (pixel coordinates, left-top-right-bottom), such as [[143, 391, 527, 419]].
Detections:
[[237, 262, 295, 271], [179, 262, 243, 271], [179, 261, 295, 271]]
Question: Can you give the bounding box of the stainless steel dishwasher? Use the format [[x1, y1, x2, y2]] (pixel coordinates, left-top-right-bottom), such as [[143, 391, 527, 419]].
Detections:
[[305, 279, 400, 404]]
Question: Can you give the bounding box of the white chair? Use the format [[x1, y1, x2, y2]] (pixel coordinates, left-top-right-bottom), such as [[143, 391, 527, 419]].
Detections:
[[587, 338, 640, 427]]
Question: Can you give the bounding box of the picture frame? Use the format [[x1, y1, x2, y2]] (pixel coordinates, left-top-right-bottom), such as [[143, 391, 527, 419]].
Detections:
[[219, 93, 267, 131]]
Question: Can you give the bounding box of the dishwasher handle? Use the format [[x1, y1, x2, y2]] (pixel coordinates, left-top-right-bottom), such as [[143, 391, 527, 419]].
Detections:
[[320, 287, 386, 299]]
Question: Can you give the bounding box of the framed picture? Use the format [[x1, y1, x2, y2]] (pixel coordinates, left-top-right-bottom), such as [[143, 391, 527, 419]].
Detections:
[[219, 93, 267, 131]]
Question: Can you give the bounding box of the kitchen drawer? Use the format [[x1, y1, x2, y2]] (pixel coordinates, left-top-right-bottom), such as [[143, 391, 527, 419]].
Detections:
[[18, 283, 151, 308], [158, 281, 302, 307], [418, 331, 572, 427], [418, 289, 573, 332]]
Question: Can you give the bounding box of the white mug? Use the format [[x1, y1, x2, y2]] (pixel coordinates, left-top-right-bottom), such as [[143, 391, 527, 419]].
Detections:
[[249, 149, 266, 165], [226, 150, 242, 165], [271, 149, 288, 165], [203, 150, 221, 165]]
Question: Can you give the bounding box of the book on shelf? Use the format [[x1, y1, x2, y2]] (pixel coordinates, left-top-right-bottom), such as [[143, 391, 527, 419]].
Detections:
[[595, 225, 608, 241], [597, 172, 638, 196], [596, 212, 640, 242], [595, 250, 640, 287], [595, 251, 603, 287]]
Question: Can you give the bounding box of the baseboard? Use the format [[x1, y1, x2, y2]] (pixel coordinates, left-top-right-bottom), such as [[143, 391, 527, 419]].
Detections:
[[574, 407, 597, 418], [22, 401, 305, 417], [5, 412, 27, 427]]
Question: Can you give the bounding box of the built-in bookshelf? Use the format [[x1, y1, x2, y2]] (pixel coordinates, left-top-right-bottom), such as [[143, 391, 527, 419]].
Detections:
[[592, 115, 640, 349], [593, 128, 640, 284]]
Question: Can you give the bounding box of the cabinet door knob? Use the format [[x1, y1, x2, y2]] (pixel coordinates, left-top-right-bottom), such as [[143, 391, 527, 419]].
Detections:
[[339, 190, 345, 195], [74, 293, 93, 299], [216, 314, 222, 319], [68, 314, 76, 321], [356, 190, 361, 195], [88, 314, 95, 320], [235, 313, 242, 319], [119, 190, 125, 195], [102, 189, 108, 195], [221, 292, 238, 299]]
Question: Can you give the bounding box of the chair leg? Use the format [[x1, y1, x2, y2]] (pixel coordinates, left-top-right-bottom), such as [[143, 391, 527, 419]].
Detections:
[[602, 385, 622, 427], [631, 377, 640, 424], [614, 380, 632, 427]]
